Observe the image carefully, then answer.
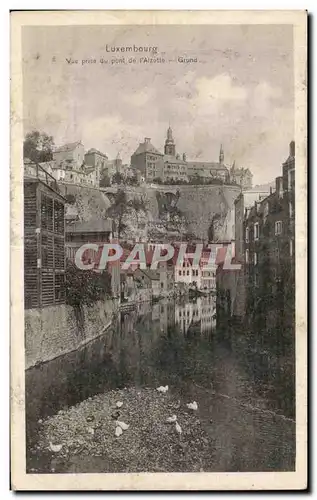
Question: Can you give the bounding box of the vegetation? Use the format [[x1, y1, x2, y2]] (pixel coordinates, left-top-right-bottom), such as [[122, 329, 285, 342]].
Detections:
[[112, 172, 125, 185], [106, 189, 128, 238], [23, 130, 55, 163], [65, 261, 112, 308]]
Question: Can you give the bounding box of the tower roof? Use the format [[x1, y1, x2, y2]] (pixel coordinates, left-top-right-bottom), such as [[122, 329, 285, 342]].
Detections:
[[166, 125, 174, 143]]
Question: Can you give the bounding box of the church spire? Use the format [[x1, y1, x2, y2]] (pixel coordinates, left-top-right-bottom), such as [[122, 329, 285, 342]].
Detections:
[[219, 144, 224, 164], [164, 124, 176, 156]]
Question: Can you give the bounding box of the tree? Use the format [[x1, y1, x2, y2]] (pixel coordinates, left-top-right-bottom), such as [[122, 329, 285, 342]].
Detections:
[[100, 173, 111, 187], [106, 189, 128, 238], [112, 171, 125, 185], [23, 130, 55, 163]]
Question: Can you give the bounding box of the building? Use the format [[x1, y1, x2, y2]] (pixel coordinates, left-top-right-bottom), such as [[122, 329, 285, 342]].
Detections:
[[187, 145, 229, 183], [24, 164, 66, 309], [130, 137, 164, 182], [133, 268, 161, 297], [175, 258, 200, 288], [158, 261, 175, 295], [230, 162, 253, 190], [65, 219, 113, 262], [163, 127, 188, 182], [84, 148, 109, 186], [243, 141, 295, 339], [53, 141, 85, 171], [131, 127, 239, 185], [65, 218, 122, 298], [232, 186, 272, 317]]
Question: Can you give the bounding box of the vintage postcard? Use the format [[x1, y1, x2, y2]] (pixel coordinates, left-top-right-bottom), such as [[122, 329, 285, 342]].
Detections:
[[11, 10, 307, 491]]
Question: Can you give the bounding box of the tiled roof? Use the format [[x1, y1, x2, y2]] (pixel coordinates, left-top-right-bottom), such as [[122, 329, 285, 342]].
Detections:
[[54, 141, 82, 153]]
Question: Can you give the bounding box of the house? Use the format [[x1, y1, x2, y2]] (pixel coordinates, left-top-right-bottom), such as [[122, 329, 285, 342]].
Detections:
[[84, 148, 109, 187], [53, 141, 85, 170], [133, 268, 161, 297]]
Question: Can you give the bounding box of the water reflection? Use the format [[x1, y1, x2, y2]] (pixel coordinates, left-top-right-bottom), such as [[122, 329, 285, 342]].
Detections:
[[26, 295, 295, 471]]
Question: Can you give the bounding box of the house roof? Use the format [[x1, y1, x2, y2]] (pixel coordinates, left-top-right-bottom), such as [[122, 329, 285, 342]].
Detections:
[[132, 140, 162, 156], [138, 268, 160, 281], [66, 218, 113, 233], [54, 141, 82, 153]]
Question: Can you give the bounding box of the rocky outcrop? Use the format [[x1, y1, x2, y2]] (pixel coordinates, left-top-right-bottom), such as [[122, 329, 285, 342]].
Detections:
[[61, 182, 241, 242]]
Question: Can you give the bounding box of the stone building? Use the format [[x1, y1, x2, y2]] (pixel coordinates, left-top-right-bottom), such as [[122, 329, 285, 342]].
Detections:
[[187, 145, 229, 183], [131, 127, 235, 184], [230, 162, 253, 190], [130, 137, 164, 182], [84, 148, 108, 186], [243, 141, 295, 340], [53, 141, 85, 169]]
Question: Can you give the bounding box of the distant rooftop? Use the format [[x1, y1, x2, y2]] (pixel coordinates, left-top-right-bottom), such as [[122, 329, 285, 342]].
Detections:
[[66, 218, 113, 233], [54, 141, 82, 153]]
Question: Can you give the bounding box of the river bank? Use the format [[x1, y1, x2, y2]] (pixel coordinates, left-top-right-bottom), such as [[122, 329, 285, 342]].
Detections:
[[28, 386, 214, 473]]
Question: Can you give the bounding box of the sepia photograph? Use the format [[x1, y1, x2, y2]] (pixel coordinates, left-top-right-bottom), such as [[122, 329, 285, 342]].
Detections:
[[10, 10, 307, 491]]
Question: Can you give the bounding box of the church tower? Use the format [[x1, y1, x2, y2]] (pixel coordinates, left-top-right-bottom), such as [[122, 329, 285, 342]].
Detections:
[[219, 144, 224, 164], [164, 125, 176, 156]]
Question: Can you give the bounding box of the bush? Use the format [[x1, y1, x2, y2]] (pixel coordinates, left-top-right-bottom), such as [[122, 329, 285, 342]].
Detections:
[[65, 261, 112, 308]]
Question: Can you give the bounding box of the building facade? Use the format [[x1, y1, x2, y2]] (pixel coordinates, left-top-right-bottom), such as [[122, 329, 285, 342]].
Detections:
[[130, 137, 164, 182], [131, 127, 244, 185], [243, 141, 295, 340]]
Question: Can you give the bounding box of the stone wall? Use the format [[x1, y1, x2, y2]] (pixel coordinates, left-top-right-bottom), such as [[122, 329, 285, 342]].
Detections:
[[25, 299, 119, 369]]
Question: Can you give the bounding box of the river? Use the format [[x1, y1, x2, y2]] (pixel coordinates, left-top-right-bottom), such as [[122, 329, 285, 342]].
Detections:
[[26, 295, 295, 472]]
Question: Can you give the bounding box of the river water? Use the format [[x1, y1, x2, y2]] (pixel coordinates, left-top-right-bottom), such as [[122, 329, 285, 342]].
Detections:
[[26, 295, 295, 472]]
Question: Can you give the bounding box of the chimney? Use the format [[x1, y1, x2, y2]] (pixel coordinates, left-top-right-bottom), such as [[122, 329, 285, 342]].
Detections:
[[275, 176, 284, 198], [289, 140, 295, 157], [144, 137, 151, 143]]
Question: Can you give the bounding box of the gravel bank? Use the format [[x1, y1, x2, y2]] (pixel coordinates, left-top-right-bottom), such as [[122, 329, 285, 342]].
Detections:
[[30, 387, 215, 473]]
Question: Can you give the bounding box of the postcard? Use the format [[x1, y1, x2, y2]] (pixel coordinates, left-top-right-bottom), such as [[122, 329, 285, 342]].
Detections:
[[10, 10, 307, 491]]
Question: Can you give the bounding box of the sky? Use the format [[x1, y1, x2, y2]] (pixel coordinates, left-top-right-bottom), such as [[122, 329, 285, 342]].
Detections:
[[22, 24, 294, 185]]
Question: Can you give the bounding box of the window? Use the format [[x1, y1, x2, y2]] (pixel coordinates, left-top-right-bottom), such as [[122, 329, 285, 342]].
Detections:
[[245, 227, 249, 243], [254, 222, 259, 241], [275, 221, 283, 235], [254, 252, 258, 266], [245, 249, 249, 264], [290, 239, 294, 257], [254, 274, 259, 287], [187, 270, 190, 276], [178, 271, 181, 276]]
